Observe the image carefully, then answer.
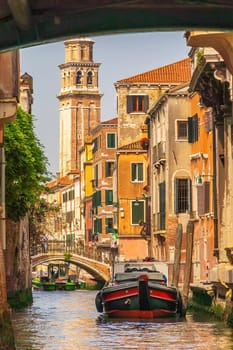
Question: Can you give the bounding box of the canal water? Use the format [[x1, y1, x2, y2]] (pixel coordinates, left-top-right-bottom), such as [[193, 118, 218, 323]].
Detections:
[[12, 290, 233, 350]]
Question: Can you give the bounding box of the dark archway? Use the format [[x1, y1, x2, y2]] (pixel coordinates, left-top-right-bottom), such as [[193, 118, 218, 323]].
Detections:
[[0, 1, 233, 52]]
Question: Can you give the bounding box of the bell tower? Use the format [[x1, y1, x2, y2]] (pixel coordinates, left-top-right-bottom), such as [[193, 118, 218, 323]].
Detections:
[[58, 37, 102, 176]]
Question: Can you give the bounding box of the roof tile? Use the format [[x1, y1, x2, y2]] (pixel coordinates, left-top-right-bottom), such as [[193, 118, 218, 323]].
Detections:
[[116, 58, 191, 84]]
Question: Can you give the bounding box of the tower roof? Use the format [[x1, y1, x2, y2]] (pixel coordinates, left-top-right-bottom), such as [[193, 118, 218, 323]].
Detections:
[[116, 58, 191, 85]]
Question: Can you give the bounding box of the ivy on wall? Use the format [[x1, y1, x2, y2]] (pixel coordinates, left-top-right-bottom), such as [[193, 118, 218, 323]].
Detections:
[[4, 107, 50, 221]]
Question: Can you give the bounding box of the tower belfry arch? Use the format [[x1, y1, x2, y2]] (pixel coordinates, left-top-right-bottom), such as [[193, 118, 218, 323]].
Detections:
[[57, 37, 103, 176]]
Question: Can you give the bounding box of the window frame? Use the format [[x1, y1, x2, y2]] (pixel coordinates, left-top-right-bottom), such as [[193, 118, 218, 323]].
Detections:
[[106, 133, 116, 149], [105, 161, 114, 177], [131, 200, 145, 225], [106, 217, 114, 233], [105, 189, 113, 205], [127, 95, 149, 113], [176, 119, 188, 141], [131, 162, 144, 182], [174, 178, 192, 214]]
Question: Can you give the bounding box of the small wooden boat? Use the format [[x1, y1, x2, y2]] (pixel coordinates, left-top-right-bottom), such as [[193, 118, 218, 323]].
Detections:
[[95, 260, 184, 319]]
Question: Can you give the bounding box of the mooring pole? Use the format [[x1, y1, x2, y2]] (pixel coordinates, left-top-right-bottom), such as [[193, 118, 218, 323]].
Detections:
[[172, 223, 183, 287], [182, 220, 194, 310]]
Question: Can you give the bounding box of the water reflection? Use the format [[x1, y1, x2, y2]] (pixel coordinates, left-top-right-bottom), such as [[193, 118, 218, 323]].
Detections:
[[12, 290, 233, 350]]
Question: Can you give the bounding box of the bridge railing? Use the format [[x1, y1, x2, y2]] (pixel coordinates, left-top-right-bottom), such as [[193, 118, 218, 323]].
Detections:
[[31, 240, 107, 264]]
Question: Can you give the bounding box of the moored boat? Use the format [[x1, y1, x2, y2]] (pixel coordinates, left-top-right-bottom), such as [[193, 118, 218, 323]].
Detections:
[[33, 263, 76, 291], [95, 260, 184, 319]]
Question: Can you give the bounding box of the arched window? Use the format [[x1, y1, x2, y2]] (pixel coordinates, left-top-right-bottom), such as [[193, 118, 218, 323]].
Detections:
[[76, 71, 82, 84], [87, 71, 93, 84]]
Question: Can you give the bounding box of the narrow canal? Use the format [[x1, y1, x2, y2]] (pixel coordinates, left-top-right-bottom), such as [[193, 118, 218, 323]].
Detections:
[[12, 290, 233, 350]]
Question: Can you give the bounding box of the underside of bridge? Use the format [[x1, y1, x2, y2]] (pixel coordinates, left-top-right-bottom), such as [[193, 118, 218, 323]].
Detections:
[[31, 254, 110, 282], [0, 1, 233, 52]]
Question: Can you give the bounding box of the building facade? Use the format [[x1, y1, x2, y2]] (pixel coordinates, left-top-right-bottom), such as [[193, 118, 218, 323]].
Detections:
[[149, 83, 192, 283]]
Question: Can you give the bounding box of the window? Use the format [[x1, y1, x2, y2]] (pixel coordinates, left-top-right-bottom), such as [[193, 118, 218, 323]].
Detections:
[[92, 164, 98, 188], [131, 200, 145, 225], [92, 190, 101, 207], [62, 192, 68, 203], [197, 182, 210, 215], [76, 71, 82, 84], [188, 114, 199, 143], [131, 163, 144, 182], [106, 218, 114, 233], [127, 95, 149, 113], [177, 120, 188, 140], [94, 218, 102, 234], [105, 190, 113, 205], [68, 190, 75, 200], [92, 135, 101, 153], [174, 178, 192, 214], [87, 71, 93, 84], [106, 133, 116, 148], [105, 161, 114, 177], [66, 211, 74, 224]]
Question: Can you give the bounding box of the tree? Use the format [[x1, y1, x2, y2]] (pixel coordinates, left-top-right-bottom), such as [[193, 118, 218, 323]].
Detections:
[[4, 107, 50, 221]]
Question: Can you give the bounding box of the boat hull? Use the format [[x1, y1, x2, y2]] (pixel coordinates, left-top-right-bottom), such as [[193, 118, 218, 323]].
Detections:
[[97, 281, 182, 319]]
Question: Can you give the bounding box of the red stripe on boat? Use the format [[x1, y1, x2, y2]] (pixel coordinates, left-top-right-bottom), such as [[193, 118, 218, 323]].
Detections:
[[105, 309, 176, 319], [103, 287, 138, 302], [149, 288, 177, 301]]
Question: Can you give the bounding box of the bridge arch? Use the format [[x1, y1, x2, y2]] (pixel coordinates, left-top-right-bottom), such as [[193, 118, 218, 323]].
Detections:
[[31, 253, 111, 282]]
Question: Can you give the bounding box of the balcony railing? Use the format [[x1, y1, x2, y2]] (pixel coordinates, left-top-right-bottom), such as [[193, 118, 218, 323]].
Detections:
[[152, 141, 166, 164], [30, 240, 104, 263]]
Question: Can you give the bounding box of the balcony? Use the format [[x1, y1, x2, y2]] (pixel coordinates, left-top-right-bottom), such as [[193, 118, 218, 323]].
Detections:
[[152, 142, 166, 167], [152, 211, 166, 233]]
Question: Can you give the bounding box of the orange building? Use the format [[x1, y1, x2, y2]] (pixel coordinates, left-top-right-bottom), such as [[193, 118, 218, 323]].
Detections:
[[91, 117, 118, 262], [189, 91, 217, 282], [116, 137, 150, 260]]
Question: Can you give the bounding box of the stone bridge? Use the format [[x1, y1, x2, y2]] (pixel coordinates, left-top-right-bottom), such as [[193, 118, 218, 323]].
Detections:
[[31, 252, 111, 282]]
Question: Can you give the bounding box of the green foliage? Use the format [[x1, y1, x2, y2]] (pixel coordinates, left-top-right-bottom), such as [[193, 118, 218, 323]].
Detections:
[[196, 48, 204, 66], [227, 307, 233, 327], [7, 288, 33, 309], [64, 253, 72, 261], [192, 288, 213, 307], [210, 303, 225, 321], [4, 107, 50, 221]]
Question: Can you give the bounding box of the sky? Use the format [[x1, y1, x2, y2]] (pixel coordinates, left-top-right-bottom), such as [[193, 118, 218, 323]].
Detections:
[[20, 32, 190, 176]]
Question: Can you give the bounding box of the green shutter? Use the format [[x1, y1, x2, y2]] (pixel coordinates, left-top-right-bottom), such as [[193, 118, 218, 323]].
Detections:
[[188, 117, 193, 143], [98, 218, 102, 233], [131, 163, 136, 181], [138, 163, 143, 181], [159, 182, 166, 230], [193, 114, 199, 142], [105, 190, 113, 205], [174, 178, 178, 214], [132, 201, 144, 225], [107, 133, 115, 148], [92, 192, 97, 207]]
